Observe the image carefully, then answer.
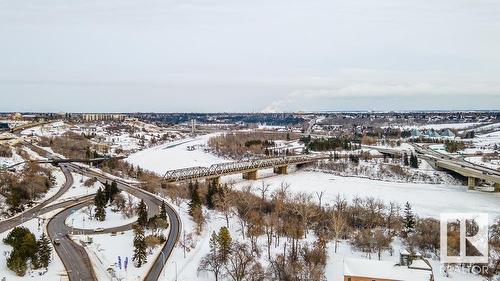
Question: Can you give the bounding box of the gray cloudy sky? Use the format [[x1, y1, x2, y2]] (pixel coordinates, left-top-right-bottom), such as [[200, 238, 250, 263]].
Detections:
[[1, 0, 499, 112]]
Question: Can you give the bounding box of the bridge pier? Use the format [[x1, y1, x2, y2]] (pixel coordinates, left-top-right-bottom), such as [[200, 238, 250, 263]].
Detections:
[[243, 170, 258, 180], [467, 177, 477, 189], [274, 165, 288, 175]]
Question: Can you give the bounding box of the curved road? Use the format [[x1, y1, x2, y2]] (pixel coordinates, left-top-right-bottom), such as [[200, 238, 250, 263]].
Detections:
[[58, 164, 181, 281]]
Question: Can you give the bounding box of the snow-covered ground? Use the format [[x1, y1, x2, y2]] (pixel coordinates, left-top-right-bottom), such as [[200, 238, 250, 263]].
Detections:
[[126, 134, 227, 173], [66, 192, 139, 230], [232, 170, 500, 220], [0, 209, 65, 281], [72, 225, 166, 280], [0, 166, 66, 220], [49, 172, 101, 205], [20, 121, 68, 137], [160, 198, 488, 281]]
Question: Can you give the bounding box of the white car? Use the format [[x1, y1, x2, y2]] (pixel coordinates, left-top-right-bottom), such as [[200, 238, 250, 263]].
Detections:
[[94, 228, 104, 232]]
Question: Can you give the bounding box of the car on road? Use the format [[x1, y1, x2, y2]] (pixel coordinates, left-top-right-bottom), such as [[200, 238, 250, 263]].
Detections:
[[53, 238, 61, 245], [94, 227, 104, 232]]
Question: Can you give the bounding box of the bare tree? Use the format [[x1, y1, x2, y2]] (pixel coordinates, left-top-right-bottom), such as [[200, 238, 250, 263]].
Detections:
[[214, 184, 234, 228], [373, 229, 393, 260], [257, 181, 270, 201], [225, 242, 263, 281], [332, 211, 347, 253]]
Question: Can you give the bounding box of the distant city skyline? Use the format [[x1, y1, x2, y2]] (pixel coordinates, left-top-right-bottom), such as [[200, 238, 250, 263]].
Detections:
[[1, 0, 499, 112]]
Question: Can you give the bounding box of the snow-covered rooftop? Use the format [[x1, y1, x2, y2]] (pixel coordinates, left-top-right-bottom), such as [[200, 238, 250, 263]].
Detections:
[[343, 258, 432, 281]]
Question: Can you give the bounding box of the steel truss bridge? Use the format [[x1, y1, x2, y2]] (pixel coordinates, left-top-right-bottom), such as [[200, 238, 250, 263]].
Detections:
[[162, 155, 326, 182]]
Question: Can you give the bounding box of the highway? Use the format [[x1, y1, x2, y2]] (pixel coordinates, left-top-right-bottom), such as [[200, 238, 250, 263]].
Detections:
[[413, 144, 500, 189]]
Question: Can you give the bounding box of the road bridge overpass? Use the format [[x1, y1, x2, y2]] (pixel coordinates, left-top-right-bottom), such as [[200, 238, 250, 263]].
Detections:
[[2, 156, 125, 170], [162, 155, 326, 184], [414, 145, 500, 191]]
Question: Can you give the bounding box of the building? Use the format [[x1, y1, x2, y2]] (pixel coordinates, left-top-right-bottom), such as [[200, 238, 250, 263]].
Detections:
[[0, 123, 10, 132], [82, 114, 125, 122], [440, 128, 455, 138], [343, 257, 433, 281]]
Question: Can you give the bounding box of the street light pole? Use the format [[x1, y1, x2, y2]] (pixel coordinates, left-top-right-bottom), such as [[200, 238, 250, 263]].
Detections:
[[174, 261, 178, 281]]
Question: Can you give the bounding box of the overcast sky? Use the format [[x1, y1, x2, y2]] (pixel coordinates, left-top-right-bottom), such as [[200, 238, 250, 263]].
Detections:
[[1, 0, 499, 112]]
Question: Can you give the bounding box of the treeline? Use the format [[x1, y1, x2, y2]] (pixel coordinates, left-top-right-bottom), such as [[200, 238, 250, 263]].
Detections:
[[303, 136, 361, 152], [444, 140, 466, 153], [0, 162, 54, 214], [39, 131, 92, 159]]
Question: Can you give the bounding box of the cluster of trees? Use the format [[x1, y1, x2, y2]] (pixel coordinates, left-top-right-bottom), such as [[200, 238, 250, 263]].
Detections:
[[208, 132, 296, 159], [3, 227, 52, 276], [403, 153, 419, 168], [132, 200, 169, 267], [444, 140, 466, 153], [93, 181, 120, 221], [306, 137, 360, 152], [199, 226, 327, 281], [40, 131, 92, 159], [0, 162, 54, 214], [0, 144, 12, 157], [192, 177, 497, 280], [188, 182, 205, 234]]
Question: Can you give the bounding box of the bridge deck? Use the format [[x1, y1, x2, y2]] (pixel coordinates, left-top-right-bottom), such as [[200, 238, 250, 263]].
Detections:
[[162, 155, 325, 182]]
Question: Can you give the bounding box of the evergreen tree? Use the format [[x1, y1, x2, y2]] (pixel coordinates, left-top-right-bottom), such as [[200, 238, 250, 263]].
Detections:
[[94, 187, 106, 221], [159, 201, 168, 220], [104, 182, 111, 203], [403, 153, 409, 166], [35, 233, 52, 269], [206, 181, 218, 209], [403, 201, 416, 236], [4, 227, 37, 276], [132, 225, 147, 267], [137, 199, 148, 227], [410, 153, 419, 168], [188, 181, 202, 216], [217, 226, 232, 263], [109, 181, 120, 203]]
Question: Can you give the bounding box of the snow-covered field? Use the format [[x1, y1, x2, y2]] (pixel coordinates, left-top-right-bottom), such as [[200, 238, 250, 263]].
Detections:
[[126, 134, 227, 173]]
